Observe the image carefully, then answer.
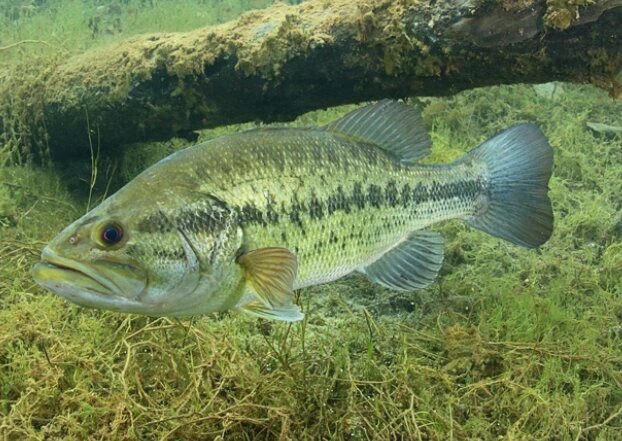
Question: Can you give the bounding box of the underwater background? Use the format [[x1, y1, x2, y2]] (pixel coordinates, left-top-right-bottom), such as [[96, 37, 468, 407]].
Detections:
[[1, 1, 621, 439]]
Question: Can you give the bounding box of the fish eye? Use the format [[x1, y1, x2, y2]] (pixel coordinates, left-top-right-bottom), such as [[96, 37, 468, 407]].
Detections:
[[99, 222, 124, 246]]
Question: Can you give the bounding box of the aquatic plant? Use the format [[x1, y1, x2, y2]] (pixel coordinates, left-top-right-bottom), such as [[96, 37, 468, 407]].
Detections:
[[1, 81, 621, 439]]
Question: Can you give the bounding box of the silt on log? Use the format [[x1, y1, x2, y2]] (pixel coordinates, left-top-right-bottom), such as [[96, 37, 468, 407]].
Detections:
[[2, 0, 621, 160]]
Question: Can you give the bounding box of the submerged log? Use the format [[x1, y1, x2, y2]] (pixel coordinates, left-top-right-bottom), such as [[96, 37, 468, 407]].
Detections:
[[1, 0, 621, 160]]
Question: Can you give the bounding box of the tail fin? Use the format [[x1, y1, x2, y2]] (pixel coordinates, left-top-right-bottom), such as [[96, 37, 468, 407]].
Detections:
[[462, 124, 553, 248]]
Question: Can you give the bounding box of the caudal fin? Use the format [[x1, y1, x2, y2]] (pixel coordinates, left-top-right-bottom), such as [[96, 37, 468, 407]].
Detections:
[[463, 124, 553, 248]]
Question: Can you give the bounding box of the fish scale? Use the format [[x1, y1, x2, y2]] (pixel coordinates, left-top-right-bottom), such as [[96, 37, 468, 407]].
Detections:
[[33, 100, 553, 321], [168, 128, 485, 289]]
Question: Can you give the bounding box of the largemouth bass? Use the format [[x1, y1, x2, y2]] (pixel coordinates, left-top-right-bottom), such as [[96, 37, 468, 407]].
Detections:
[[32, 100, 553, 321]]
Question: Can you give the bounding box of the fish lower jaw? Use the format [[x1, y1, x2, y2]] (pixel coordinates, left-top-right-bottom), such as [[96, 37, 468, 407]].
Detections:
[[33, 272, 177, 315], [33, 264, 218, 316], [33, 250, 149, 313], [33, 271, 140, 311], [37, 247, 124, 297]]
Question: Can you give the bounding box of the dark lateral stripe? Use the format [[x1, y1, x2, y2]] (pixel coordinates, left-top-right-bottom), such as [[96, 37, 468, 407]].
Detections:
[[236, 178, 485, 228], [175, 209, 228, 235], [137, 207, 229, 235], [152, 246, 186, 260]]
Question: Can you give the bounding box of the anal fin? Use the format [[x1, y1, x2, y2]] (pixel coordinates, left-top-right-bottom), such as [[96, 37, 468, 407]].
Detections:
[[362, 230, 444, 291]]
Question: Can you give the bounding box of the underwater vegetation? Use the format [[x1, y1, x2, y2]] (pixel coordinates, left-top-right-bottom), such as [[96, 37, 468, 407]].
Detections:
[[1, 1, 622, 440], [1, 82, 621, 440]]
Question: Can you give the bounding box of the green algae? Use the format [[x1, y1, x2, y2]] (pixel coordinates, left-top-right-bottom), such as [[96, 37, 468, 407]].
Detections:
[[1, 1, 622, 440], [544, 0, 596, 30]]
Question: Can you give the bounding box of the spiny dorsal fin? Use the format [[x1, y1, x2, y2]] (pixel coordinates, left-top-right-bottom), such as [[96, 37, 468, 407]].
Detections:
[[361, 230, 444, 291], [324, 99, 432, 164], [237, 247, 297, 308]]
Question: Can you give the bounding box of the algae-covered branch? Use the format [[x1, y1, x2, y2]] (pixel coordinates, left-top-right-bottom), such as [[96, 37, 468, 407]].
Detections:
[[1, 0, 621, 160]]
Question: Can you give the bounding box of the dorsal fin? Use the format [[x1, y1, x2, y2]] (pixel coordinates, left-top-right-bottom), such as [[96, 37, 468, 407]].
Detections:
[[324, 99, 432, 163]]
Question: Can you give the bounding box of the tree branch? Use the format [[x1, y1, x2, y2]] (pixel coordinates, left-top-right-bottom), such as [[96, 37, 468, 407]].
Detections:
[[1, 0, 621, 160]]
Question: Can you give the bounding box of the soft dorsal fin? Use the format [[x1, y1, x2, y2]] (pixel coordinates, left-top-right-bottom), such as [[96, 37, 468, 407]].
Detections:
[[237, 247, 298, 308], [324, 99, 432, 163], [361, 230, 444, 291]]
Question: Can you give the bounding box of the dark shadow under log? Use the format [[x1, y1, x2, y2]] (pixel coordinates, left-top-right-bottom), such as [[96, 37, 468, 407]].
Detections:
[[1, 0, 621, 160]]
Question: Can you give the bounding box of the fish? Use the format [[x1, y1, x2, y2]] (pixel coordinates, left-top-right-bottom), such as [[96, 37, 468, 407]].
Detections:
[[32, 100, 554, 321]]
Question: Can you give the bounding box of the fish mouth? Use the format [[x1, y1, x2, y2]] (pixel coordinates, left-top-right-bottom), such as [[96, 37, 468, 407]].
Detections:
[[35, 248, 120, 295], [32, 247, 147, 311]]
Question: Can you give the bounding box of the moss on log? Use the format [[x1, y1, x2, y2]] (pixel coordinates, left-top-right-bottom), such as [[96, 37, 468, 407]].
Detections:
[[1, 0, 621, 160]]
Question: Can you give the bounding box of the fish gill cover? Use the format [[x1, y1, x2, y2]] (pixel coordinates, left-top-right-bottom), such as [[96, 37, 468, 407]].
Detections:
[[0, 1, 621, 440]]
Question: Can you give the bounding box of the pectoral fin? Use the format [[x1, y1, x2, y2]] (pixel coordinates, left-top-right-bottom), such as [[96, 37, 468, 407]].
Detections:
[[241, 301, 304, 322], [237, 247, 298, 308]]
